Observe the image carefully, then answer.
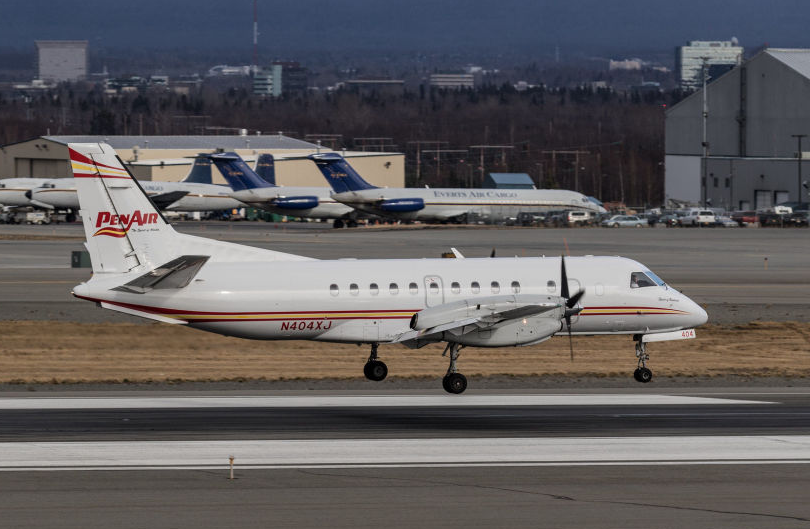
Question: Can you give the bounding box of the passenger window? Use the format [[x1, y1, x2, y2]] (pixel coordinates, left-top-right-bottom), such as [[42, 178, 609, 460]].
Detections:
[[451, 282, 461, 294], [329, 284, 339, 297], [429, 282, 439, 294], [511, 281, 520, 294], [389, 283, 399, 295], [630, 272, 656, 289], [491, 281, 500, 294], [350, 283, 359, 296], [370, 283, 379, 295], [409, 282, 418, 294], [546, 280, 556, 293], [471, 281, 480, 294]]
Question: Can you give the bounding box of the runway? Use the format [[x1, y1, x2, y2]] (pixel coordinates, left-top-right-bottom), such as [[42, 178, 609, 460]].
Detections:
[[1, 389, 810, 527]]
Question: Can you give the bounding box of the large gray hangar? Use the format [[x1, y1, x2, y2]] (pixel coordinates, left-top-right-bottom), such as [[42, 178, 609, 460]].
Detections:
[[666, 49, 810, 210]]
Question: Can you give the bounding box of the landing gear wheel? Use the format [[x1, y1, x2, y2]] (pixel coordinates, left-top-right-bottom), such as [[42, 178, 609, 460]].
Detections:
[[333, 219, 344, 229], [346, 219, 358, 228], [364, 360, 388, 381], [633, 339, 653, 383], [636, 367, 652, 383], [443, 373, 467, 394], [440, 343, 467, 394]]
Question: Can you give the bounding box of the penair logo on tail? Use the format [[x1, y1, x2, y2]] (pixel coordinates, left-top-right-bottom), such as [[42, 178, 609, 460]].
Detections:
[[92, 211, 159, 238]]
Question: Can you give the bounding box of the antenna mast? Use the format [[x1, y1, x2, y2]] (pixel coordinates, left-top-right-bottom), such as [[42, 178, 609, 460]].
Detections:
[[253, 0, 258, 70]]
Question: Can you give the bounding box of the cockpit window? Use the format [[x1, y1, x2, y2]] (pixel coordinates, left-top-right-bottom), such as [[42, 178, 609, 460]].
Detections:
[[644, 269, 667, 287], [630, 272, 657, 288]]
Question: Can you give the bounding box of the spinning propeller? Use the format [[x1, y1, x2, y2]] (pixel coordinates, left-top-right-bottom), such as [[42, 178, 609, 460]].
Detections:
[[560, 255, 585, 361]]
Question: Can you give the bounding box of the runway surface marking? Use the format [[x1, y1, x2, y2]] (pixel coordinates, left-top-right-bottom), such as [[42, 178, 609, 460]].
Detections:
[[0, 394, 772, 410], [0, 436, 808, 471]]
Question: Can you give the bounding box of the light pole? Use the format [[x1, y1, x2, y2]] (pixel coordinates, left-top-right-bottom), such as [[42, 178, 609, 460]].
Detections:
[[791, 134, 806, 202]]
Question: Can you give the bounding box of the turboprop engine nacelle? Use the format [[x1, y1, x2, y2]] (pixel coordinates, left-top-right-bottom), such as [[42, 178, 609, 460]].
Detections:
[[410, 294, 565, 347]]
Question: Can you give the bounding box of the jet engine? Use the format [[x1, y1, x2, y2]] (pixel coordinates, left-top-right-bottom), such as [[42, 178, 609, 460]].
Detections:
[[272, 196, 320, 210], [378, 198, 425, 212]]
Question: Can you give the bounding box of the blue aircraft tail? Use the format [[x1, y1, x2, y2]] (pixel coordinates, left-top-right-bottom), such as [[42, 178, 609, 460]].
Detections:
[[180, 155, 214, 184], [309, 153, 377, 193], [254, 154, 276, 185], [208, 152, 275, 191]]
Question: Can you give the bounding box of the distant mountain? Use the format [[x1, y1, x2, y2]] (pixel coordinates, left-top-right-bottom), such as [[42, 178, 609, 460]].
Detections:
[[2, 0, 807, 56]]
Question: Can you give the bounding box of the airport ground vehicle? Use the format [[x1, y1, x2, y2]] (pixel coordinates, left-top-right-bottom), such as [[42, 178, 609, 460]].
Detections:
[[601, 215, 644, 228], [564, 210, 594, 226], [787, 210, 809, 227], [714, 215, 739, 227], [731, 211, 759, 226], [25, 211, 50, 225], [68, 142, 707, 393], [680, 209, 716, 227]]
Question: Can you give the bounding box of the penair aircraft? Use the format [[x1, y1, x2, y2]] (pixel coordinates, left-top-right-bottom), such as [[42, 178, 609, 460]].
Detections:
[[208, 152, 365, 228], [310, 153, 607, 223], [27, 155, 243, 214], [69, 143, 707, 393]]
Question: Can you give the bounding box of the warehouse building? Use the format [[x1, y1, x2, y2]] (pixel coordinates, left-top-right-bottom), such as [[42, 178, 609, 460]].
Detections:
[[0, 135, 405, 187], [665, 49, 810, 210]]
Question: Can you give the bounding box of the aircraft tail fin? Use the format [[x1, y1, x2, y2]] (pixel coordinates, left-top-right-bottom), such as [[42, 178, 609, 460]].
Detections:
[[309, 153, 378, 193], [254, 154, 276, 185], [180, 155, 214, 184], [209, 152, 274, 191], [69, 143, 178, 274]]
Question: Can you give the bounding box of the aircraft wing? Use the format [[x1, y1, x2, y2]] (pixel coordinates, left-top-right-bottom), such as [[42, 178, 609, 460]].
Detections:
[[149, 190, 190, 209], [393, 298, 561, 345]]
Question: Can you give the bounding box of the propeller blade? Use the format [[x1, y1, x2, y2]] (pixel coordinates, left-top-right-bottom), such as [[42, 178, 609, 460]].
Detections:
[[490, 248, 496, 258], [568, 324, 574, 362], [560, 255, 570, 300], [567, 290, 584, 309]]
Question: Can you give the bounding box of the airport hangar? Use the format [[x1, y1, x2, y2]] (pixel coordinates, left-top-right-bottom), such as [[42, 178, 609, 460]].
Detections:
[[0, 135, 405, 187], [665, 48, 810, 210]]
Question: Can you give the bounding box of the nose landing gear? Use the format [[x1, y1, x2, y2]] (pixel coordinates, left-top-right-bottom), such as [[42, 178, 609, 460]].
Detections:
[[363, 343, 388, 381], [633, 339, 653, 383]]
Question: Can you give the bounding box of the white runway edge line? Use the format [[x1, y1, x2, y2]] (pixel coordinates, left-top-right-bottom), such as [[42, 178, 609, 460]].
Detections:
[[1, 436, 809, 471], [0, 394, 773, 410]]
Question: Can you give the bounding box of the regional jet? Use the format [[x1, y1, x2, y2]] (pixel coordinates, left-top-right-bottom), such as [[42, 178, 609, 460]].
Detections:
[[312, 153, 606, 223], [27, 155, 243, 214], [208, 152, 364, 228], [0, 178, 57, 207], [69, 143, 707, 393]]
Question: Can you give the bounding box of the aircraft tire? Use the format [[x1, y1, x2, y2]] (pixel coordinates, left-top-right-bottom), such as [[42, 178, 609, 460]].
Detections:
[[443, 373, 468, 394], [632, 368, 641, 382], [333, 219, 344, 229], [636, 367, 652, 383], [364, 360, 388, 381]]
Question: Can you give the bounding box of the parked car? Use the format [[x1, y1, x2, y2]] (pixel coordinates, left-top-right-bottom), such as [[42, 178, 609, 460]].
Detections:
[[787, 210, 810, 227], [758, 211, 789, 227], [601, 215, 644, 228], [730, 210, 759, 226], [714, 215, 739, 228], [564, 210, 594, 226], [516, 212, 546, 226], [680, 209, 716, 227]]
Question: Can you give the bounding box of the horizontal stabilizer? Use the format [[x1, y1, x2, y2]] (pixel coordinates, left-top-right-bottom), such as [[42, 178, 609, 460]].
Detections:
[[150, 190, 189, 209], [112, 255, 209, 294]]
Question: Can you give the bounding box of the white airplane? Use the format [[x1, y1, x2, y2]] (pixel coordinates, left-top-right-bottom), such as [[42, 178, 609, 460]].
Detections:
[[69, 143, 708, 393], [0, 178, 56, 207], [209, 152, 365, 228], [28, 155, 243, 213], [311, 153, 607, 223]]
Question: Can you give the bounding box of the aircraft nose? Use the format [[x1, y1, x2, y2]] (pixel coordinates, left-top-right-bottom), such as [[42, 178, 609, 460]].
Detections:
[[686, 299, 708, 327]]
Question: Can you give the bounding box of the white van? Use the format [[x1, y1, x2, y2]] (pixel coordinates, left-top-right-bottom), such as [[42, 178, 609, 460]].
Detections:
[[681, 209, 716, 227]]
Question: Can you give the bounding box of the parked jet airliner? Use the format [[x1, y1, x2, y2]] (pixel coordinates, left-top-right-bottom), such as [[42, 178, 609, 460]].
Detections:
[[69, 143, 707, 393], [311, 153, 606, 223], [209, 152, 365, 228], [27, 155, 243, 213]]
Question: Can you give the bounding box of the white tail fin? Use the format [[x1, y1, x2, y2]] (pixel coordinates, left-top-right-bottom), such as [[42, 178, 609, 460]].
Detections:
[[70, 142, 312, 274], [70, 143, 178, 274]]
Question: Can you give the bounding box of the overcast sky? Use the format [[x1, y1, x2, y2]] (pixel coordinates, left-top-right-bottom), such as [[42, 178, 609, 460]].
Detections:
[[1, 0, 807, 56]]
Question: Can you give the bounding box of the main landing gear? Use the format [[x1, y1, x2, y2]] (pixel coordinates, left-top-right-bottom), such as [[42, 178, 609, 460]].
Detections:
[[363, 343, 388, 381], [633, 339, 653, 383], [441, 342, 467, 394]]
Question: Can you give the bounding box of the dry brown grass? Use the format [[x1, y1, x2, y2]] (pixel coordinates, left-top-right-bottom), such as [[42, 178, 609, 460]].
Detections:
[[1, 321, 809, 384]]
